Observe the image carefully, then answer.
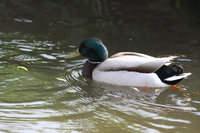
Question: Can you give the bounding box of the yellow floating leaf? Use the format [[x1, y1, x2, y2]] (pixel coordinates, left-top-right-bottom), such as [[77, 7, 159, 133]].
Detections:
[[17, 66, 28, 71], [56, 78, 68, 83], [155, 89, 160, 92]]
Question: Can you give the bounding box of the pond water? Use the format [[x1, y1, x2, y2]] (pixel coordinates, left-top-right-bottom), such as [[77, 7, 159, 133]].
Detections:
[[0, 1, 200, 133]]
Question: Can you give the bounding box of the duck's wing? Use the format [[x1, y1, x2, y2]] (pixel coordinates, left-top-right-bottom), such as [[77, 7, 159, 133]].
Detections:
[[97, 52, 176, 73], [110, 52, 155, 58]]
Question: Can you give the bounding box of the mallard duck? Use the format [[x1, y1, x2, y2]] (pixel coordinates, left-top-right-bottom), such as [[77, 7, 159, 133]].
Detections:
[[65, 38, 191, 87]]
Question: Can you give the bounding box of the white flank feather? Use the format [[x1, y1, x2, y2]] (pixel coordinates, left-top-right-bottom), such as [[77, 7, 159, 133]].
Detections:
[[92, 70, 169, 87]]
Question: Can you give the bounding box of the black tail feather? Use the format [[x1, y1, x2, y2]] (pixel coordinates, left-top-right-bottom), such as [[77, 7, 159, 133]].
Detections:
[[155, 65, 184, 85]]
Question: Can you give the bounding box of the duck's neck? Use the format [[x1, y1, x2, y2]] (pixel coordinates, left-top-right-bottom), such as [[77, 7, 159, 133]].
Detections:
[[82, 60, 100, 79]]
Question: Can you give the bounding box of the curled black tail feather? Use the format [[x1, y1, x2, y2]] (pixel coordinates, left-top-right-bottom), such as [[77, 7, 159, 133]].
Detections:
[[155, 64, 184, 85], [172, 65, 183, 74]]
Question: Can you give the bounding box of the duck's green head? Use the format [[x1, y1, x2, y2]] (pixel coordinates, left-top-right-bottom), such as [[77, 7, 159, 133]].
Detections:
[[65, 38, 108, 62]]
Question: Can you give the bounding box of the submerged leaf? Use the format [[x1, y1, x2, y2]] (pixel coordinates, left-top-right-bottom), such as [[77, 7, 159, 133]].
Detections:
[[170, 85, 187, 92], [170, 85, 181, 90], [192, 92, 200, 95], [17, 66, 28, 71], [171, 85, 200, 97]]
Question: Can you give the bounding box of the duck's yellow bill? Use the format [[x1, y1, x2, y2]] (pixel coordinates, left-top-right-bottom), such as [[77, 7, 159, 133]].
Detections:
[[64, 49, 81, 59]]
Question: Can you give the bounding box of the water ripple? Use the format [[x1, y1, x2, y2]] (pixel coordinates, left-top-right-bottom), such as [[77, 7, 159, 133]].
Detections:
[[0, 36, 200, 132]]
